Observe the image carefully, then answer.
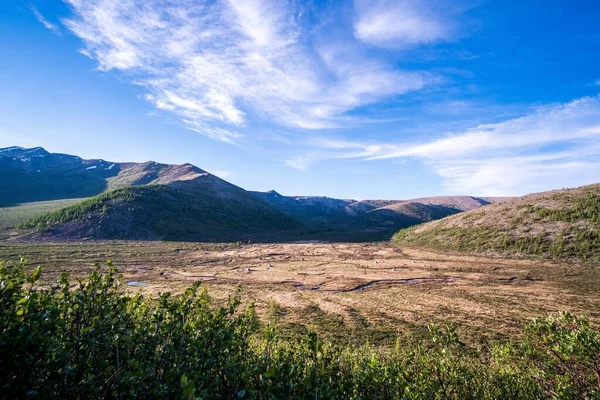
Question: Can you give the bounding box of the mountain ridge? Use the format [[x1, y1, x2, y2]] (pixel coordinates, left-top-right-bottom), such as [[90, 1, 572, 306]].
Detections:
[[2, 146, 513, 241]]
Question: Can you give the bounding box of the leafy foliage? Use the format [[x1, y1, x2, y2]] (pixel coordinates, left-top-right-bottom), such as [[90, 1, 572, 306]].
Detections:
[[1, 262, 599, 399]]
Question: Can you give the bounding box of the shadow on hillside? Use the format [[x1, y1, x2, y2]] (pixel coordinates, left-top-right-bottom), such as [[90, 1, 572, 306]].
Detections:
[[130, 228, 398, 244], [19, 227, 400, 244], [0, 166, 122, 207]]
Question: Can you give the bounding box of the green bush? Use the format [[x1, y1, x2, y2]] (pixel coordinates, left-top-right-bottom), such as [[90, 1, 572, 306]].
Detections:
[[1, 261, 599, 399]]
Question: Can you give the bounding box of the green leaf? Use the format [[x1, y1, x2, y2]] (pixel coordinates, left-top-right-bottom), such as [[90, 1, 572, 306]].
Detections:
[[264, 367, 277, 378]]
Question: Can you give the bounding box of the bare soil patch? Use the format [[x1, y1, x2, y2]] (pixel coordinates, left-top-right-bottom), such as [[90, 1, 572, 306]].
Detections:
[[1, 240, 598, 344]]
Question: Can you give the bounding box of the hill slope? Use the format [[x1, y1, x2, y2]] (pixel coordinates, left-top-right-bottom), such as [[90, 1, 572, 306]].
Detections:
[[2, 146, 511, 242], [250, 191, 355, 223], [0, 199, 84, 233], [363, 196, 496, 226], [252, 191, 505, 238], [20, 175, 301, 241], [393, 184, 600, 260], [2, 147, 302, 241]]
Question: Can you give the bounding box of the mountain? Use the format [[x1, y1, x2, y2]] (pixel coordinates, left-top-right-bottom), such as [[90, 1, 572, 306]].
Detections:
[[20, 180, 301, 241], [249, 191, 356, 223], [249, 192, 513, 239], [2, 146, 511, 242], [393, 183, 600, 261], [250, 192, 498, 222], [2, 147, 300, 241], [0, 146, 236, 206], [0, 146, 118, 206], [363, 195, 495, 223]]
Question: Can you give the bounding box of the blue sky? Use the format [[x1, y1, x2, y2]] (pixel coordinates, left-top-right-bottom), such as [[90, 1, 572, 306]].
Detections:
[[1, 0, 599, 199]]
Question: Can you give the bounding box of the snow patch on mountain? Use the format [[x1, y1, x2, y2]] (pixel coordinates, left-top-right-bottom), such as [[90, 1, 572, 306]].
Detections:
[[0, 146, 25, 153]]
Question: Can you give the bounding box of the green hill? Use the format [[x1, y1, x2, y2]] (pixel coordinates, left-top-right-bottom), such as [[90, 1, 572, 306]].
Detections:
[[393, 183, 600, 261], [20, 179, 301, 241]]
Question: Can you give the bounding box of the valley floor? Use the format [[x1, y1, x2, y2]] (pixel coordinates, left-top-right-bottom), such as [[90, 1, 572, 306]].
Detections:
[[1, 241, 598, 344]]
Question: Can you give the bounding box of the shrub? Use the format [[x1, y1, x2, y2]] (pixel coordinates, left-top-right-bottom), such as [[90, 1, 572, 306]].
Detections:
[[1, 261, 599, 399]]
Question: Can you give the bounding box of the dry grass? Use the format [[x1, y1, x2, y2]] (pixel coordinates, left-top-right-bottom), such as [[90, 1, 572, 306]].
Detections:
[[1, 240, 598, 345], [394, 183, 600, 260]]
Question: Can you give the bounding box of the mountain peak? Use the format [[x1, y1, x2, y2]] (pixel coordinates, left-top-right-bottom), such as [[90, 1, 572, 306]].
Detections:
[[0, 146, 49, 157], [0, 146, 25, 152]]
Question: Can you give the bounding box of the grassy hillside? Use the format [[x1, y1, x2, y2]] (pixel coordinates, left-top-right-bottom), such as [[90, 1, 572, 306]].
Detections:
[[383, 196, 492, 212], [20, 182, 301, 241], [365, 202, 462, 224], [393, 184, 600, 261], [0, 198, 85, 231]]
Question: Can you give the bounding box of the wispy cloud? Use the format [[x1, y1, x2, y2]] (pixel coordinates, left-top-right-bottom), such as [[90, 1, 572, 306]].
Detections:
[[31, 5, 60, 34], [63, 0, 450, 142], [284, 137, 383, 170], [353, 0, 464, 48], [210, 169, 233, 179], [369, 97, 600, 160], [63, 0, 440, 142], [288, 96, 600, 195]]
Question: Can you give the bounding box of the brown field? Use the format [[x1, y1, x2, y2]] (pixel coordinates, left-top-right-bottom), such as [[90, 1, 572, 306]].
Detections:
[[1, 240, 598, 345]]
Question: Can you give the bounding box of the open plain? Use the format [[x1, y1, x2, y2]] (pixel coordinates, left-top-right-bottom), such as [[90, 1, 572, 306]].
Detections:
[[2, 240, 598, 345]]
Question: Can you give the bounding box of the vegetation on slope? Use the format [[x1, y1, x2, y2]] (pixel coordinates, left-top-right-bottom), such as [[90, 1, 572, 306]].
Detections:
[[1, 262, 599, 399], [0, 198, 85, 231], [393, 184, 600, 261], [19, 184, 301, 241], [364, 202, 461, 226]]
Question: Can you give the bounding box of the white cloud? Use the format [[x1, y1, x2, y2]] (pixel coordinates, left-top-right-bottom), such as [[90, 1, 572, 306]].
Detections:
[[290, 96, 600, 195], [431, 149, 600, 196], [63, 0, 433, 142], [211, 169, 233, 178], [353, 0, 459, 48], [285, 156, 313, 171], [369, 97, 600, 160], [284, 137, 383, 170], [31, 6, 60, 34]]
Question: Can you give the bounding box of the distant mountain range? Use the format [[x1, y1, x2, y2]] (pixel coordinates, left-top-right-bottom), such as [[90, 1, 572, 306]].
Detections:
[[1, 146, 509, 241]]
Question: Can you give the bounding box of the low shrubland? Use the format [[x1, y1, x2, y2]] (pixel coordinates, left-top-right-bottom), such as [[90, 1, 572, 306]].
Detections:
[[394, 225, 600, 261], [393, 186, 600, 261], [1, 261, 599, 399]]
